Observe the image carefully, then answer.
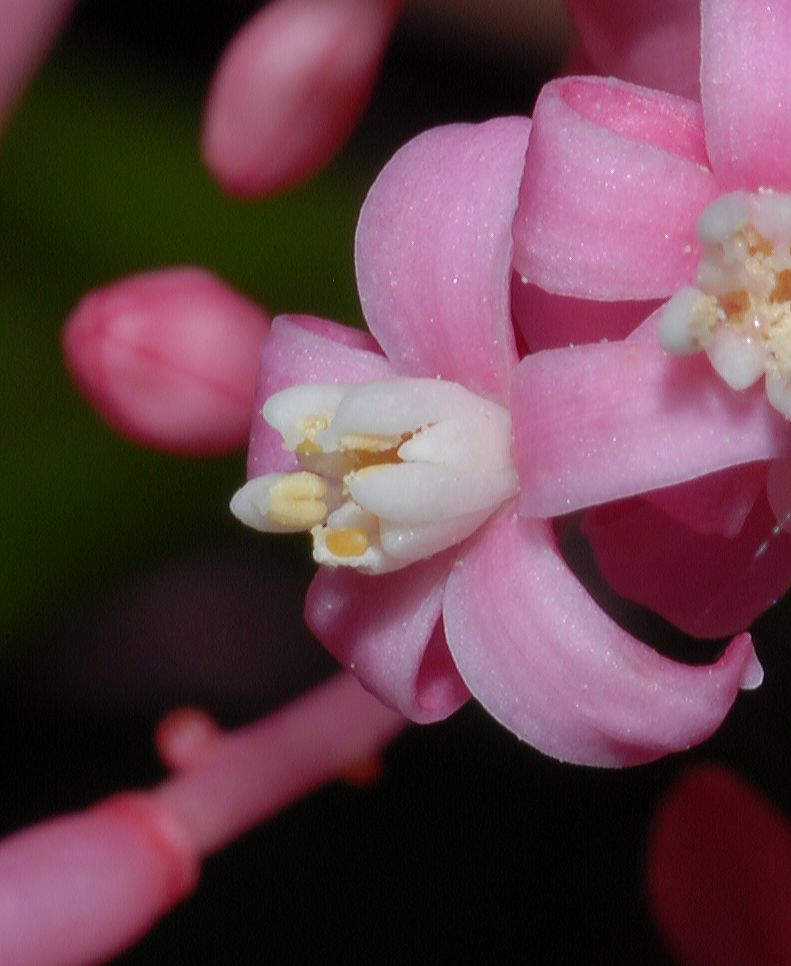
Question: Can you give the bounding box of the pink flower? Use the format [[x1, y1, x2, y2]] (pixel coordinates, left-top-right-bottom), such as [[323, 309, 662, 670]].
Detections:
[[510, 0, 791, 637], [62, 267, 271, 455], [232, 117, 761, 768], [646, 765, 791, 965]]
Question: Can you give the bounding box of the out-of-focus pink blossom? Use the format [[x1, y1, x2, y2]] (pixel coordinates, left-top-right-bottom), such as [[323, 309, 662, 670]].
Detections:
[[566, 0, 700, 98], [62, 267, 270, 456], [202, 0, 403, 197], [0, 0, 75, 130], [646, 765, 791, 966], [232, 117, 761, 768], [0, 674, 405, 966]]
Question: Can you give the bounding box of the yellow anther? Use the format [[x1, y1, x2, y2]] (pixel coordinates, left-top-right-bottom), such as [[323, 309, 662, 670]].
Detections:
[[268, 472, 328, 528], [338, 433, 403, 453], [324, 527, 370, 557], [296, 438, 322, 455]]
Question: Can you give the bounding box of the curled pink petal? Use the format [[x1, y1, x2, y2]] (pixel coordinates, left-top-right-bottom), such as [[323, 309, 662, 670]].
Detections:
[[0, 0, 75, 130], [443, 508, 761, 767], [62, 267, 270, 456], [647, 766, 791, 966], [247, 314, 393, 477], [513, 76, 717, 299], [203, 0, 402, 196], [512, 341, 791, 518], [567, 0, 701, 99], [0, 792, 199, 966], [305, 552, 470, 723], [582, 485, 791, 638], [702, 0, 791, 191], [355, 117, 528, 402]]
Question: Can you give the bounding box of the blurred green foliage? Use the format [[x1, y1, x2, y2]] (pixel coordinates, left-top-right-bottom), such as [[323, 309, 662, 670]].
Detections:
[[0, 47, 371, 645]]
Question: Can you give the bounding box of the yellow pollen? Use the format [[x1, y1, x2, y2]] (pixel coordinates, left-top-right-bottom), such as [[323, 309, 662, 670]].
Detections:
[[338, 433, 403, 453], [268, 472, 328, 528], [324, 527, 370, 557], [296, 438, 322, 455]]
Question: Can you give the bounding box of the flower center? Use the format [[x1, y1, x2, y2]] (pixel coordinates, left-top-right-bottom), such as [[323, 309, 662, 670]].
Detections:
[[659, 190, 791, 417], [231, 377, 518, 574]]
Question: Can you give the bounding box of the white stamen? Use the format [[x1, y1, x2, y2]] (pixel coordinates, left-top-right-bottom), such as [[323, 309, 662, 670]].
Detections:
[[232, 377, 518, 573], [659, 189, 791, 418]]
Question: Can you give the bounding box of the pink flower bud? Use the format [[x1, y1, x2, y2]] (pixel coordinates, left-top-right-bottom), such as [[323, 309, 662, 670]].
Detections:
[[62, 267, 270, 455], [0, 0, 75, 130], [202, 0, 402, 197], [0, 793, 198, 966]]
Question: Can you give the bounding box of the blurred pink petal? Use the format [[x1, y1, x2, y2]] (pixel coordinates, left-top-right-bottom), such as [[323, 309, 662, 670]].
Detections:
[[63, 267, 270, 455], [643, 462, 768, 538], [582, 484, 791, 638], [203, 0, 402, 197], [512, 341, 791, 519], [356, 118, 528, 403], [0, 0, 75, 130], [155, 708, 222, 771], [247, 314, 392, 478], [306, 550, 469, 722], [647, 766, 791, 966], [567, 0, 701, 99], [513, 76, 717, 300], [701, 0, 791, 191], [0, 674, 405, 965], [443, 508, 761, 766]]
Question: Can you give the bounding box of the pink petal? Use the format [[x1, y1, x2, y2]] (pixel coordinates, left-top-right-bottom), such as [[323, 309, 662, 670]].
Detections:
[[582, 484, 791, 639], [511, 274, 662, 351], [647, 766, 791, 966], [443, 508, 761, 767], [643, 462, 768, 538], [62, 268, 270, 456], [0, 0, 75, 130], [355, 118, 528, 402], [305, 552, 470, 723], [513, 340, 791, 518], [247, 314, 393, 478], [701, 0, 791, 191], [513, 76, 718, 299], [567, 0, 701, 99], [0, 793, 198, 966], [202, 0, 402, 196]]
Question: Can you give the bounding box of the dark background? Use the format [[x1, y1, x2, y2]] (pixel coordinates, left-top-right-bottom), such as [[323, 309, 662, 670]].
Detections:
[[1, 2, 788, 962]]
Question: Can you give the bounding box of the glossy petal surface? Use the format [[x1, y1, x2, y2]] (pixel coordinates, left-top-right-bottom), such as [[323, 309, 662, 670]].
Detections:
[[305, 551, 469, 722], [701, 0, 791, 191], [355, 118, 528, 402], [513, 341, 791, 518], [513, 76, 717, 299], [443, 508, 761, 766]]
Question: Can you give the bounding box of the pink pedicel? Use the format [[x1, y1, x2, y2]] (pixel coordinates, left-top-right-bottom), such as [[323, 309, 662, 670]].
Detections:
[[202, 0, 402, 197], [62, 267, 270, 455], [0, 674, 405, 965], [647, 766, 791, 966]]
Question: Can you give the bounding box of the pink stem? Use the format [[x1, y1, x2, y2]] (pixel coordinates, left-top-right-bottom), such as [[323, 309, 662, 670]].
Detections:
[[0, 673, 406, 966], [156, 672, 407, 854]]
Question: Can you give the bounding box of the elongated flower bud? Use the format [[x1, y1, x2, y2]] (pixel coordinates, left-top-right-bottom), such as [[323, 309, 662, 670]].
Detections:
[[62, 268, 270, 455], [202, 0, 402, 196]]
